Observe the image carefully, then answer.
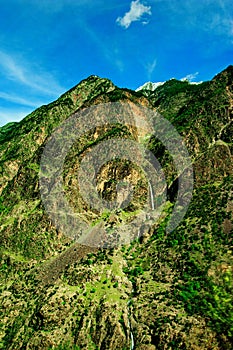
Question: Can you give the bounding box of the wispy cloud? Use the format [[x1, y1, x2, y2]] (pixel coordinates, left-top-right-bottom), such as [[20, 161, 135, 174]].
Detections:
[[208, 0, 233, 38], [0, 50, 66, 126], [116, 0, 152, 29], [0, 51, 65, 97], [0, 107, 33, 127], [181, 72, 199, 82], [166, 0, 233, 40], [79, 21, 125, 72], [145, 59, 157, 79], [0, 92, 45, 108]]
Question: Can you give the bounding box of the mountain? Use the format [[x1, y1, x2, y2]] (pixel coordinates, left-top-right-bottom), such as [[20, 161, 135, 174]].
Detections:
[[0, 66, 232, 350], [136, 81, 165, 92]]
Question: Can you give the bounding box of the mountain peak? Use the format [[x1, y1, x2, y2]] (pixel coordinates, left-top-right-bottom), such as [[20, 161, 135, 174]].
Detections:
[[222, 64, 233, 73], [57, 75, 116, 102], [212, 65, 233, 84], [136, 81, 165, 92]]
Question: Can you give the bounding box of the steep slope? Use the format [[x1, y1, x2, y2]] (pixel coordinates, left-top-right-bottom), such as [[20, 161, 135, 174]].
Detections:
[[0, 67, 232, 349]]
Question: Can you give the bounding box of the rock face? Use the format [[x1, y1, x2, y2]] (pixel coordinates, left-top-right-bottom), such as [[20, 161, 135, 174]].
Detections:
[[0, 67, 232, 349]]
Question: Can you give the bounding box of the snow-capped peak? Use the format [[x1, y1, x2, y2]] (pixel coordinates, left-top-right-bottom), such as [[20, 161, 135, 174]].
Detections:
[[135, 81, 165, 92]]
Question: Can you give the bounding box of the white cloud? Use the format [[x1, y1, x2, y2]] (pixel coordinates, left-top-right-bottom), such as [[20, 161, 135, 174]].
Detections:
[[116, 0, 152, 29], [181, 72, 199, 82]]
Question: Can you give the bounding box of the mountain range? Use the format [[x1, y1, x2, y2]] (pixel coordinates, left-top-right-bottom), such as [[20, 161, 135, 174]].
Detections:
[[0, 66, 232, 350]]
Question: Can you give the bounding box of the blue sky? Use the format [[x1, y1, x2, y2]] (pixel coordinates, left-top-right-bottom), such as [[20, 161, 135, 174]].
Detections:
[[0, 0, 232, 126]]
